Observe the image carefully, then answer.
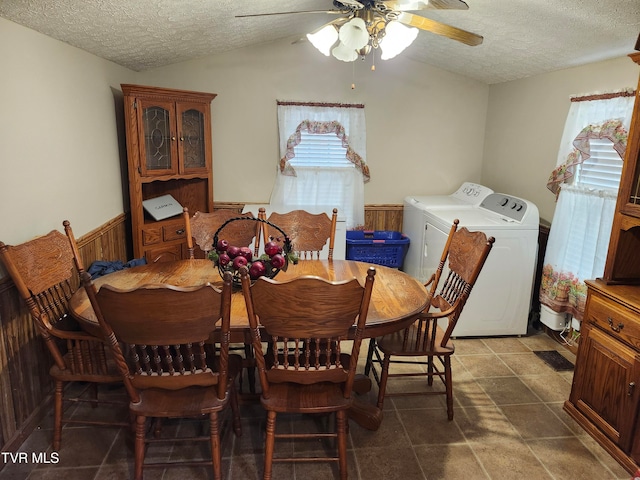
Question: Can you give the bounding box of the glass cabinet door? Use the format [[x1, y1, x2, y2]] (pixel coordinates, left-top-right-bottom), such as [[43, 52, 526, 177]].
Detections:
[[177, 103, 209, 173], [138, 99, 178, 176]]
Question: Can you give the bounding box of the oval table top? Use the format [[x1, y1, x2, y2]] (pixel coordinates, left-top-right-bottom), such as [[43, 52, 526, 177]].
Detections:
[[70, 259, 428, 339]]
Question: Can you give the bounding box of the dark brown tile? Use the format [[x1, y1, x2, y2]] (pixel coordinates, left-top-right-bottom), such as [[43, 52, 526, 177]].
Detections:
[[517, 334, 566, 352], [500, 403, 575, 439], [398, 408, 466, 445], [454, 406, 519, 444], [452, 339, 493, 355], [472, 438, 554, 480], [579, 435, 633, 479], [457, 354, 514, 378], [453, 377, 496, 409], [28, 467, 100, 479], [497, 352, 549, 376], [527, 437, 619, 480], [475, 377, 540, 405], [414, 444, 489, 479], [482, 337, 531, 354], [349, 409, 412, 449], [355, 446, 425, 479], [519, 373, 572, 403], [34, 427, 119, 468]]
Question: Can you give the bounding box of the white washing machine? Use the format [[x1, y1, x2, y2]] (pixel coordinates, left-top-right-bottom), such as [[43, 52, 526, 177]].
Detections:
[[403, 182, 494, 281], [404, 192, 539, 337]]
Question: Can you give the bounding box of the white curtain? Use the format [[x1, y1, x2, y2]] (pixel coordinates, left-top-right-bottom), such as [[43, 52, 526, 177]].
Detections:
[[540, 93, 634, 320], [270, 102, 368, 229]]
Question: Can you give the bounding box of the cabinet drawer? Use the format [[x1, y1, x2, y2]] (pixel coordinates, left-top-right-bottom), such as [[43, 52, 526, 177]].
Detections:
[[163, 223, 187, 241], [588, 292, 640, 348], [142, 227, 162, 246], [145, 244, 182, 264]]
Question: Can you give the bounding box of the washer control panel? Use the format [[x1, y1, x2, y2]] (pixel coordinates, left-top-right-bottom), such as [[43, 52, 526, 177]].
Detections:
[[451, 182, 494, 202], [480, 193, 528, 222]]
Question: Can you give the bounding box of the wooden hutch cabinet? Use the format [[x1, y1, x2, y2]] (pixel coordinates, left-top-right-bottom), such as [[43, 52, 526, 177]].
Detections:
[[121, 84, 216, 263], [564, 51, 640, 475]]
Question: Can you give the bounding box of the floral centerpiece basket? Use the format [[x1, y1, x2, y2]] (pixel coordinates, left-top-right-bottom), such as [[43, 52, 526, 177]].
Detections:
[[211, 216, 296, 287]]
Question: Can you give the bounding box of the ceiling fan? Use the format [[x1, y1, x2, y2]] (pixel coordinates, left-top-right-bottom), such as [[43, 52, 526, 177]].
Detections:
[[236, 0, 483, 63]]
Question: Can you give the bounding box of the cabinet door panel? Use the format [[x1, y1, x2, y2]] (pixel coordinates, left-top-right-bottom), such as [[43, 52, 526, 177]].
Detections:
[[575, 326, 640, 450], [177, 103, 210, 173], [138, 99, 178, 176]]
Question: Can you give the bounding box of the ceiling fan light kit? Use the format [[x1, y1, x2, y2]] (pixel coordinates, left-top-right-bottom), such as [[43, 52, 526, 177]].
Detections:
[[240, 0, 482, 66], [379, 20, 419, 60], [307, 24, 339, 55]]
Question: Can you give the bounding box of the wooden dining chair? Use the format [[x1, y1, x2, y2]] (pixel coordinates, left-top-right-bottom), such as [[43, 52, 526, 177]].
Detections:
[[183, 206, 259, 393], [263, 208, 338, 260], [183, 207, 262, 259], [82, 270, 242, 480], [240, 265, 375, 480], [365, 220, 495, 420], [0, 230, 126, 451]]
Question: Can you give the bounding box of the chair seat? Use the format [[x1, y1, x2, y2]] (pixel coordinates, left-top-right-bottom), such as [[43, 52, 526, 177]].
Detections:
[[376, 324, 455, 357], [131, 385, 230, 418], [50, 353, 122, 383], [130, 354, 243, 418], [261, 382, 352, 414]]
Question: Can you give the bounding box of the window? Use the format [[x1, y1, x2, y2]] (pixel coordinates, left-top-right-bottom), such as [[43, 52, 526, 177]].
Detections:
[[289, 131, 352, 169], [574, 138, 623, 191], [271, 102, 369, 229]]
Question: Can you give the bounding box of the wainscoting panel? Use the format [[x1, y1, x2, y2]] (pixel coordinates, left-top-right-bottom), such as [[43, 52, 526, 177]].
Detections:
[[216, 203, 405, 233]]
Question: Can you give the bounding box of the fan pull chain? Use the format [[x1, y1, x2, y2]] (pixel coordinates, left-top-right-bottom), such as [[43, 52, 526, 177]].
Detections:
[[352, 61, 356, 89]]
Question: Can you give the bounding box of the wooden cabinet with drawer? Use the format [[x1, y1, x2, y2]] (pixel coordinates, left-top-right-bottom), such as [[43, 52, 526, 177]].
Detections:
[[565, 279, 640, 474], [122, 84, 216, 262]]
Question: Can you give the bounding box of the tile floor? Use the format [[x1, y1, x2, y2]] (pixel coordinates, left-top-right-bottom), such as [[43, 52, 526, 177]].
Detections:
[[0, 330, 634, 480]]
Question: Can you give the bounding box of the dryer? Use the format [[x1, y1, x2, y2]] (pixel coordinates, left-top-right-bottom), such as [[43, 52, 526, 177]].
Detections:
[[405, 192, 539, 337], [403, 182, 493, 282]]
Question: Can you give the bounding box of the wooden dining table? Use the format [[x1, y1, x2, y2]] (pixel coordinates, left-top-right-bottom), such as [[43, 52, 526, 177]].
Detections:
[[69, 259, 429, 430]]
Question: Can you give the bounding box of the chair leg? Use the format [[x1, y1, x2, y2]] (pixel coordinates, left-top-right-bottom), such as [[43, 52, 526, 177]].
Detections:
[[53, 380, 64, 451], [336, 411, 348, 480], [263, 410, 276, 480], [229, 382, 242, 437], [427, 355, 435, 386], [364, 338, 376, 376], [209, 411, 222, 480], [376, 355, 391, 410], [244, 343, 256, 394], [152, 417, 163, 437], [134, 415, 146, 480], [444, 356, 454, 420]]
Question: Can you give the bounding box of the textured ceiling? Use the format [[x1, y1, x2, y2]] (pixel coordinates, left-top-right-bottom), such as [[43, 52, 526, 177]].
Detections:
[[1, 0, 639, 84]]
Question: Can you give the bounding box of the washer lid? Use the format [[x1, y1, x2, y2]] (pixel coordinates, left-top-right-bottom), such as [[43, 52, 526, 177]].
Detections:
[[405, 182, 494, 210]]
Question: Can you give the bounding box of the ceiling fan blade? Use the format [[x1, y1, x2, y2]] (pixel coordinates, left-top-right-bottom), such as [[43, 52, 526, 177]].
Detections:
[[397, 12, 482, 46], [382, 0, 468, 10], [236, 10, 345, 18]]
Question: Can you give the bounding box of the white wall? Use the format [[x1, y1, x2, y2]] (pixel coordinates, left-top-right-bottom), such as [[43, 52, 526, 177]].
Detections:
[[483, 56, 638, 223], [0, 17, 137, 247], [138, 37, 489, 205]]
